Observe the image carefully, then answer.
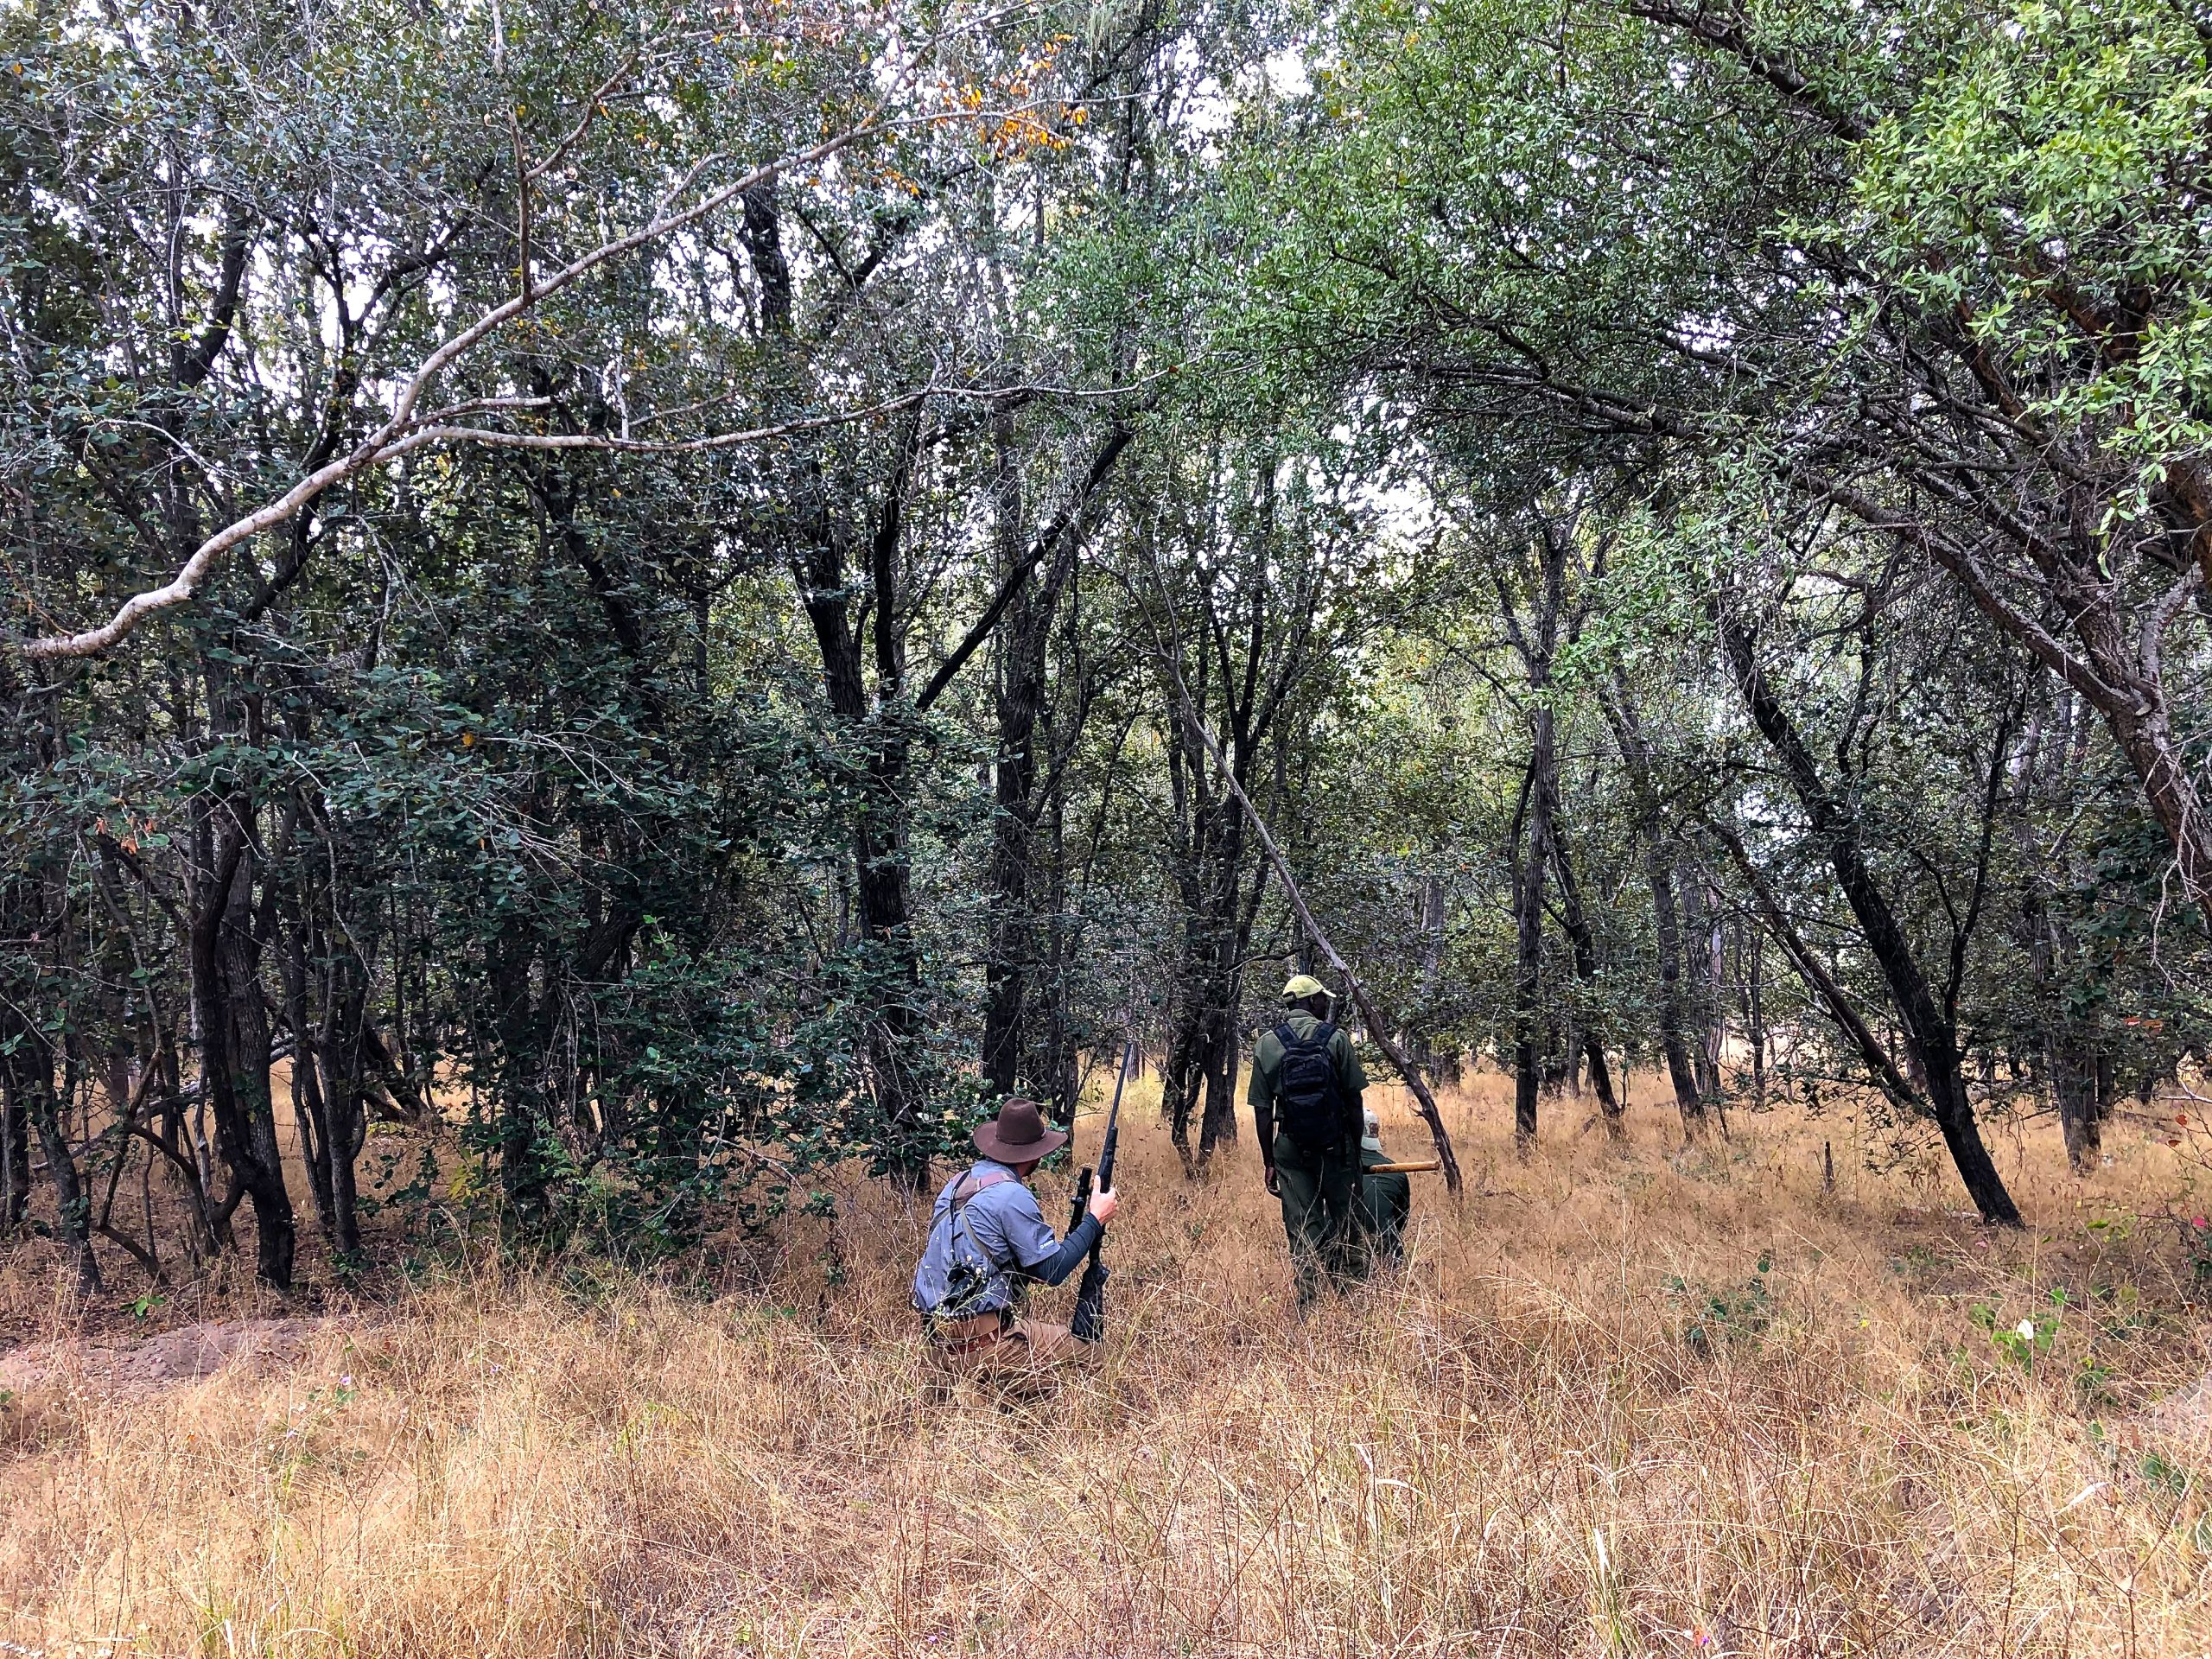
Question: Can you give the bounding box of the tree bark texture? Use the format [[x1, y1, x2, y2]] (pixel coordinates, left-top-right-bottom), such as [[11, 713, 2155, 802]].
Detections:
[[192, 817, 297, 1288], [1543, 773, 1623, 1136]]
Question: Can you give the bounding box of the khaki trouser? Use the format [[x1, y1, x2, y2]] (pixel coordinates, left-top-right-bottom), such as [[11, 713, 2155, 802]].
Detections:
[[929, 1316, 1090, 1382]]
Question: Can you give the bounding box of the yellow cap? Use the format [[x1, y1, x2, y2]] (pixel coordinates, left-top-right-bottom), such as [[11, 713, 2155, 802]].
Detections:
[[1281, 973, 1332, 1002]]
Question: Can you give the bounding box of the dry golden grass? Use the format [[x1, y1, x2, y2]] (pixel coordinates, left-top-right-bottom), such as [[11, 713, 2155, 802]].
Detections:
[[5, 1071, 2212, 1657]]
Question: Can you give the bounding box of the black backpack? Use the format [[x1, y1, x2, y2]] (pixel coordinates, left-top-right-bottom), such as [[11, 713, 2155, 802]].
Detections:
[[1274, 1020, 1349, 1150]]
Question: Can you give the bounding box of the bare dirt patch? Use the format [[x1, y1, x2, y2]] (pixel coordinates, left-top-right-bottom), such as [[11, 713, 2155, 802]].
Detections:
[[0, 1316, 327, 1396]]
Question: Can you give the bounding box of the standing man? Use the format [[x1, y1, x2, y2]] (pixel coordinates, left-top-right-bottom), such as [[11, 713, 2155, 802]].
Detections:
[[1249, 973, 1367, 1309], [912, 1097, 1119, 1373]]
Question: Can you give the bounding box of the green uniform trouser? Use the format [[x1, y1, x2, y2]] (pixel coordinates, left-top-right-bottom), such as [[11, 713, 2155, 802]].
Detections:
[[1356, 1151, 1412, 1270], [1274, 1130, 1360, 1306]]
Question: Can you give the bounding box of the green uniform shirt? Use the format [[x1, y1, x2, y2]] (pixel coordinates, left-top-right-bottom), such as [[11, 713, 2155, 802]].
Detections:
[[1249, 1008, 1367, 1158]]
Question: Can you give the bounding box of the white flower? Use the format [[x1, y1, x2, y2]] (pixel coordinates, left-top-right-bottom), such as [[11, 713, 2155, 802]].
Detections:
[[2015, 1319, 2037, 1343]]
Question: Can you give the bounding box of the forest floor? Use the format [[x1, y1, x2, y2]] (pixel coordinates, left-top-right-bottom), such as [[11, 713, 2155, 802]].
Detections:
[[3, 1071, 2212, 1657]]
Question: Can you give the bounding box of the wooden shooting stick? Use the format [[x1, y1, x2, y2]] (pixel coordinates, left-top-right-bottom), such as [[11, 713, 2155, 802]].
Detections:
[[1366, 1158, 1443, 1175], [1162, 669, 1466, 1196]]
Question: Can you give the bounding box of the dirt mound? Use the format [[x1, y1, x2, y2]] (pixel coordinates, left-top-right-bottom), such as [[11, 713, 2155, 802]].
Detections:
[[0, 1317, 324, 1395]]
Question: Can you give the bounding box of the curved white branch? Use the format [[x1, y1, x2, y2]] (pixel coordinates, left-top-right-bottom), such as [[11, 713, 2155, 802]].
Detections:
[[16, 120, 888, 662]]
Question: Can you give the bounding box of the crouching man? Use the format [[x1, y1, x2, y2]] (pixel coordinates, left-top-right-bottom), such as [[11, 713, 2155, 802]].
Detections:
[[912, 1097, 1119, 1375], [1355, 1108, 1412, 1272]]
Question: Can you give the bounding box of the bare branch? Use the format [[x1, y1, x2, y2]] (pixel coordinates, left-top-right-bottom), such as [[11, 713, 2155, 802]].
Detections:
[[525, 53, 640, 184], [16, 116, 899, 661]]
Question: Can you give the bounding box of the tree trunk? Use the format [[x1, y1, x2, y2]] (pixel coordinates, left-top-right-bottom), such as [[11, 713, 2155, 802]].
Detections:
[[1719, 611, 2021, 1225], [1545, 773, 1623, 1137], [1742, 925, 1767, 1109], [486, 912, 549, 1218], [1511, 725, 1549, 1153], [280, 906, 337, 1238], [1198, 1013, 1239, 1156], [206, 824, 296, 1288], [1034, 741, 1080, 1125], [319, 934, 373, 1262], [1, 1063, 26, 1232], [2103, 691, 2212, 930], [2048, 1034, 2106, 1174], [977, 410, 1090, 1101], [1601, 682, 1708, 1138], [1160, 800, 1247, 1166], [2, 1022, 99, 1290], [1682, 874, 1724, 1106]]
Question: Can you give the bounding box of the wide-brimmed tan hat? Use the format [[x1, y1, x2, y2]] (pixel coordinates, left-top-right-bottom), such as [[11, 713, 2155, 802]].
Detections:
[[972, 1097, 1069, 1166]]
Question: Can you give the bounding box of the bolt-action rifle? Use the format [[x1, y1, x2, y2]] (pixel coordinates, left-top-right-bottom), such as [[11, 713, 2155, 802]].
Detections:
[[1068, 1040, 1133, 1343]]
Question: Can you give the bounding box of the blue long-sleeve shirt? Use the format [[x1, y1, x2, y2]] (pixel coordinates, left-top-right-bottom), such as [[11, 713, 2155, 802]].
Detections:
[[912, 1160, 1102, 1315], [1026, 1213, 1102, 1286]]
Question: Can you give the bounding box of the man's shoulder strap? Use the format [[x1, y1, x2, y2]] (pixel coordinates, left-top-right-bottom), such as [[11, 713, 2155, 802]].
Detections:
[[950, 1165, 1017, 1209]]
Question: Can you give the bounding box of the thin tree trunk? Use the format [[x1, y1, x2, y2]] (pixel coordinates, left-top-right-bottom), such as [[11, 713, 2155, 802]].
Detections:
[[1545, 776, 1623, 1137], [1719, 611, 2021, 1225], [0, 1065, 26, 1231], [1600, 681, 1708, 1138], [1511, 718, 1551, 1153], [1743, 925, 1767, 1109], [1682, 873, 1723, 1106]]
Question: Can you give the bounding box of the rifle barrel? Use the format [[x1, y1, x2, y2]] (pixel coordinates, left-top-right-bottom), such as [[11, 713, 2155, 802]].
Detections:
[[1365, 1158, 1442, 1174], [1095, 1039, 1132, 1190]]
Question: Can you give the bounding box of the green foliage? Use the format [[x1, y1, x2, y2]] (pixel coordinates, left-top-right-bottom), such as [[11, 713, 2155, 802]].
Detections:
[[1668, 1253, 1777, 1354], [1858, 0, 2212, 506], [1970, 1288, 2069, 1369]]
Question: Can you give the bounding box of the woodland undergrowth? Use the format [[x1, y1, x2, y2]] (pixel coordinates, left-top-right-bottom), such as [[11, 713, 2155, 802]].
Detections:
[[3, 1072, 2211, 1658]]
